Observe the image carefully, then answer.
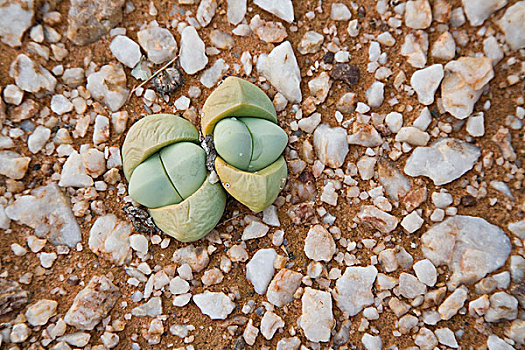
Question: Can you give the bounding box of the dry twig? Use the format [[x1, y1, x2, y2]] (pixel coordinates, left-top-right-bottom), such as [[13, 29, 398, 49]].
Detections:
[[127, 55, 179, 101]]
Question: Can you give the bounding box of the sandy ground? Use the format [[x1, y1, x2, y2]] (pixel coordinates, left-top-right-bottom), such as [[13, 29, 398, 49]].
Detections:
[[0, 0, 523, 349]]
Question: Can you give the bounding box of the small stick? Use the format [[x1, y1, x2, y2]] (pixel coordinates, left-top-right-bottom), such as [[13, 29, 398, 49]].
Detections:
[[216, 213, 243, 227], [127, 55, 179, 100]]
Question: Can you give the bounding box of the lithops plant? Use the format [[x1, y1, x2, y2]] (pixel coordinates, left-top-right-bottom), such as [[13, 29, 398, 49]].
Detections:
[[202, 77, 288, 212], [122, 114, 226, 242]]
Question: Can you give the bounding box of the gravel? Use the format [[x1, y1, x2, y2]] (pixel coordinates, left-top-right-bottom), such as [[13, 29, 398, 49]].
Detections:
[[9, 54, 57, 94], [137, 22, 177, 65], [300, 287, 334, 342], [257, 41, 302, 103], [0, 0, 34, 47], [193, 291, 235, 320], [0, 1, 522, 348], [246, 248, 277, 294], [86, 63, 129, 112], [179, 26, 208, 75], [110, 35, 142, 68], [404, 138, 481, 185]]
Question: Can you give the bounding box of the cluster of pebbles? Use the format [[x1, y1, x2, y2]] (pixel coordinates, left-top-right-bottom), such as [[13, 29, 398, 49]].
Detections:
[[0, 0, 524, 349]]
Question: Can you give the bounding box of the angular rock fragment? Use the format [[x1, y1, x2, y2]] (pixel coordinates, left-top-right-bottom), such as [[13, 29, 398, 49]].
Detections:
[[485, 292, 518, 322], [59, 151, 94, 188], [193, 291, 235, 320], [506, 320, 525, 345], [64, 276, 120, 330], [227, 0, 246, 25], [308, 72, 331, 103], [0, 278, 29, 316], [487, 335, 515, 350], [508, 220, 525, 240], [313, 124, 348, 168], [87, 63, 129, 112], [398, 273, 427, 299], [260, 311, 284, 340], [88, 214, 132, 266], [395, 127, 430, 146], [172, 246, 209, 272], [196, 0, 216, 27], [266, 269, 302, 307], [0, 205, 9, 230], [357, 205, 399, 234], [356, 156, 376, 180], [413, 259, 437, 287], [250, 15, 287, 43], [0, 151, 30, 180], [438, 286, 468, 320], [362, 334, 382, 350], [5, 184, 82, 247], [401, 211, 424, 234], [334, 266, 378, 316], [405, 0, 432, 29], [297, 31, 323, 55], [462, 0, 507, 26], [242, 221, 269, 240], [431, 32, 456, 60], [331, 63, 360, 86], [210, 30, 234, 50], [257, 41, 302, 103], [366, 81, 384, 108], [110, 35, 141, 68], [357, 156, 376, 180], [137, 21, 177, 64], [347, 123, 383, 148], [276, 337, 301, 350], [435, 328, 458, 348], [132, 297, 162, 317], [422, 216, 511, 288], [67, 0, 125, 46], [300, 288, 334, 342], [0, 0, 34, 47], [200, 59, 229, 88], [25, 299, 57, 326], [492, 127, 516, 161], [441, 57, 494, 119], [246, 248, 277, 294], [9, 54, 57, 94], [179, 26, 208, 75], [404, 138, 480, 185], [410, 64, 444, 105], [254, 0, 294, 23], [304, 225, 336, 262], [401, 31, 428, 68], [466, 112, 485, 137], [377, 158, 411, 201], [243, 319, 259, 345], [331, 3, 351, 21], [498, 2, 525, 50]]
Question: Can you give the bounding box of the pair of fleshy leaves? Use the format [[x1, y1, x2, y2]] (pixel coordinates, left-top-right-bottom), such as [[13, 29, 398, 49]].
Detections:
[[121, 77, 288, 241], [202, 77, 288, 213], [122, 114, 226, 242], [214, 117, 288, 172]]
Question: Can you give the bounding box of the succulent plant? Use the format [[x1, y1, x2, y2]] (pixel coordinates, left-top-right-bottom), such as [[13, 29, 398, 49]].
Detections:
[[121, 78, 288, 242], [202, 77, 288, 212], [122, 113, 226, 242]]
